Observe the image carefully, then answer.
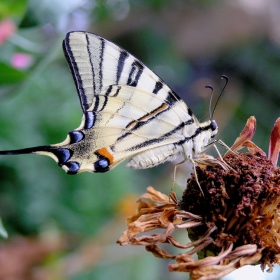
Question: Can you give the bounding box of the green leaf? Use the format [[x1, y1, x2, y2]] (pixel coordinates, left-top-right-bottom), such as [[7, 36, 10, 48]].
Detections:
[[0, 218, 8, 239], [0, 0, 29, 21], [0, 62, 26, 85]]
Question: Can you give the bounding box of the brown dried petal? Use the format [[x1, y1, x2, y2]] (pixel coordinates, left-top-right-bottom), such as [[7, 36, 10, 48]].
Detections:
[[268, 117, 280, 166], [117, 186, 205, 252], [117, 187, 178, 246], [146, 244, 176, 259], [226, 244, 259, 260], [169, 244, 262, 280], [189, 250, 262, 280], [138, 186, 170, 204]]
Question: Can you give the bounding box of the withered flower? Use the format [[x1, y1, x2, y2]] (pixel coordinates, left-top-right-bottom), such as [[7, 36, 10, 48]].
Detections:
[[117, 116, 280, 280]]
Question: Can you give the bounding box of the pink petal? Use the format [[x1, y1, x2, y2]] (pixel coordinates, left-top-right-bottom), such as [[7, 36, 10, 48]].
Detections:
[[11, 53, 33, 69], [268, 118, 280, 166], [230, 116, 256, 152], [242, 140, 266, 157], [0, 19, 16, 45]]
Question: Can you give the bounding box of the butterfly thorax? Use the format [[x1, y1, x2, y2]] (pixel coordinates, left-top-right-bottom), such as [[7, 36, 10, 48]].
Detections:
[[186, 119, 218, 159]]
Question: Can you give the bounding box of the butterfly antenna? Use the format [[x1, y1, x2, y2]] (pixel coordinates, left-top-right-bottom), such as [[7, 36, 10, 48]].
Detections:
[[205, 85, 214, 120], [211, 75, 228, 119]]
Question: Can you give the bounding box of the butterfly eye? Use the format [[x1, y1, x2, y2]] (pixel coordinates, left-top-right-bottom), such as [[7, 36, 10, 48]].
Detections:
[[94, 158, 110, 173], [210, 120, 218, 131]]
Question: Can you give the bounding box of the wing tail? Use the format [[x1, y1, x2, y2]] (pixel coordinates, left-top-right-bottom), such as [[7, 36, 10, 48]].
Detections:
[[0, 146, 81, 175]]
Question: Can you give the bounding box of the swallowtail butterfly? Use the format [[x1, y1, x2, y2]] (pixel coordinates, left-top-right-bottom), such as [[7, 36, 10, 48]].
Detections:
[[0, 31, 219, 175]]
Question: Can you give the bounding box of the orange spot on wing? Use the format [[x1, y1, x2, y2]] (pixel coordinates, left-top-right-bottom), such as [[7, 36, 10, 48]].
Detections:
[[97, 147, 114, 165]]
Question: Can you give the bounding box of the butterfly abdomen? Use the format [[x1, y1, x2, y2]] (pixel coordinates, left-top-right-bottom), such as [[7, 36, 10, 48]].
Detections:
[[126, 144, 181, 169]]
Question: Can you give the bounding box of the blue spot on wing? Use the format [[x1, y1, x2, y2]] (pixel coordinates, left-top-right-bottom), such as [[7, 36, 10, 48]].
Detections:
[[94, 158, 110, 173], [84, 112, 95, 129], [69, 131, 84, 143], [53, 148, 72, 165], [65, 161, 80, 174]]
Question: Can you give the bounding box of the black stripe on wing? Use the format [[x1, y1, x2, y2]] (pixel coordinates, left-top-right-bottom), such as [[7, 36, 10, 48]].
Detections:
[[98, 37, 105, 92], [165, 90, 182, 105], [85, 34, 96, 101], [127, 60, 144, 87], [152, 81, 163, 94], [117, 50, 129, 84], [116, 103, 178, 143], [63, 33, 89, 112], [125, 119, 196, 152]]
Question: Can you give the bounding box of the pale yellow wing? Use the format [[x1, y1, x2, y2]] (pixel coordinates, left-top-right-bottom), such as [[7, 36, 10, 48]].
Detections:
[[0, 32, 216, 176]]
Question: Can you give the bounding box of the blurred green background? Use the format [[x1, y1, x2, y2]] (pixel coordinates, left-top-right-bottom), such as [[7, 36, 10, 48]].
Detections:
[[0, 0, 279, 279]]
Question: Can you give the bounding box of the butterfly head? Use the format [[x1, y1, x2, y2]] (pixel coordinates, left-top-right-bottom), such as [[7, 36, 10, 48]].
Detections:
[[202, 119, 218, 145], [210, 119, 218, 138]]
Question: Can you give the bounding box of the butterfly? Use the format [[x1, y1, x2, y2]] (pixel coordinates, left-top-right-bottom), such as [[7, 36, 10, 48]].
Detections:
[[0, 31, 219, 176]]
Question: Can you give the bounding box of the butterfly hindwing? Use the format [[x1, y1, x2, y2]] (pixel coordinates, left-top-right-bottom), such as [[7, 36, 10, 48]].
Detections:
[[64, 84, 197, 173]]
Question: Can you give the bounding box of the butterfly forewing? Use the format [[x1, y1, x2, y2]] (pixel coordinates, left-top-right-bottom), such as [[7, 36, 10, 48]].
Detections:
[[63, 31, 184, 112]]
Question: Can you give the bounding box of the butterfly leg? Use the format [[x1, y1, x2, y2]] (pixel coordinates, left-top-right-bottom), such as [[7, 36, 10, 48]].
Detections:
[[205, 139, 238, 156], [172, 157, 204, 197], [191, 159, 205, 197], [203, 140, 237, 172], [172, 143, 193, 192], [215, 140, 239, 173], [213, 144, 230, 169], [212, 143, 238, 172], [172, 158, 187, 192], [217, 139, 238, 156]]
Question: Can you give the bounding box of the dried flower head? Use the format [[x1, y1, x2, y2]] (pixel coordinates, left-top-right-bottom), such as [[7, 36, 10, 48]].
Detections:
[[117, 116, 280, 280]]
